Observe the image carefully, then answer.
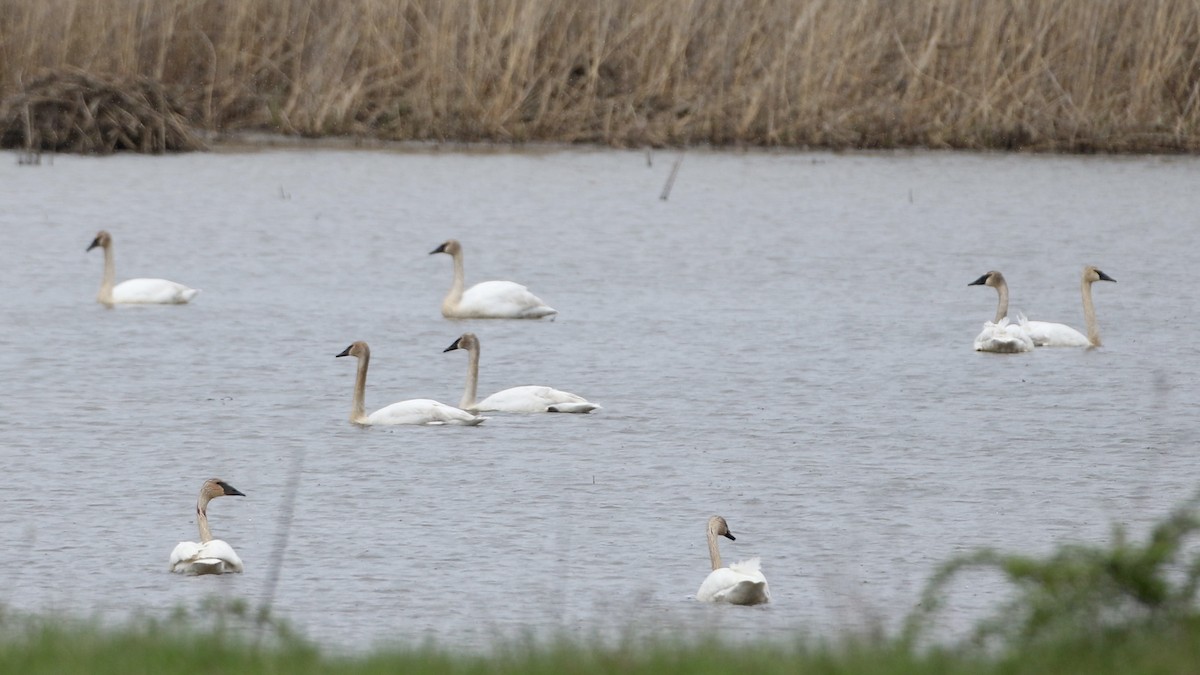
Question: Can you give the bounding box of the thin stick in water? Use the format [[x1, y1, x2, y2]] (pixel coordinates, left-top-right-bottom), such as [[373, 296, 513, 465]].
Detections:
[[660, 153, 685, 201]]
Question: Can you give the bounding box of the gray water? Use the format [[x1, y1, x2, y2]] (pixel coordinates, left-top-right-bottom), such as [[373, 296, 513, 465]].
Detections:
[[1, 146, 1197, 652]]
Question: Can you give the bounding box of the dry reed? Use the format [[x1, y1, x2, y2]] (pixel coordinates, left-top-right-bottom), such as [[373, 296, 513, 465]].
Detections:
[[2, 0, 1199, 152]]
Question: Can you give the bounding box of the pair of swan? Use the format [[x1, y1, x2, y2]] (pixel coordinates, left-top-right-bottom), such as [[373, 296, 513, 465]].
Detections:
[[87, 230, 199, 306], [696, 515, 770, 605], [336, 341, 486, 426], [431, 239, 557, 319], [169, 478, 245, 575], [443, 333, 600, 413], [970, 266, 1115, 352]]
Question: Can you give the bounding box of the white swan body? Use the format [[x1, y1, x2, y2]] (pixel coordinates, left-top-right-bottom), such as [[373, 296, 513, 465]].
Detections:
[[430, 239, 557, 319], [444, 333, 600, 413], [973, 316, 1035, 353], [1023, 320, 1090, 347], [336, 341, 486, 426], [696, 516, 770, 606], [169, 478, 245, 575], [88, 230, 199, 306], [970, 268, 1115, 348]]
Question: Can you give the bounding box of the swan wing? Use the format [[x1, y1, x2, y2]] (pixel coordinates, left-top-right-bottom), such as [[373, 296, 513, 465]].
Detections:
[[458, 281, 557, 319], [170, 539, 243, 574], [112, 278, 199, 304], [697, 560, 770, 605], [368, 399, 486, 426], [973, 318, 1034, 353], [476, 386, 600, 413], [1024, 320, 1090, 347]]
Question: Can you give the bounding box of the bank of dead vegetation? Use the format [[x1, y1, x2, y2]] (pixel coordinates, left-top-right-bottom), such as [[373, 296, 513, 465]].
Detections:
[[1, 0, 1199, 153]]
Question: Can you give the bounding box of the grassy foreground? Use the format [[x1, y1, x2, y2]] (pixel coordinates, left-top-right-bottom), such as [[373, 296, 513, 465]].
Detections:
[[2, 0, 1200, 151], [4, 618, 1200, 675], [7, 492, 1200, 674]]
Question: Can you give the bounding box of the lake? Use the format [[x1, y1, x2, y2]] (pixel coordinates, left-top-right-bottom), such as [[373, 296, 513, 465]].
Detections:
[[1, 145, 1197, 652]]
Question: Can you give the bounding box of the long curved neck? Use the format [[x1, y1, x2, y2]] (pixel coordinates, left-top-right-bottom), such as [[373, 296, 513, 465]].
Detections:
[[460, 343, 480, 410], [443, 251, 466, 313], [1082, 278, 1101, 347], [98, 245, 116, 306], [707, 526, 723, 571], [992, 280, 1009, 324], [351, 353, 370, 423], [196, 494, 214, 542]]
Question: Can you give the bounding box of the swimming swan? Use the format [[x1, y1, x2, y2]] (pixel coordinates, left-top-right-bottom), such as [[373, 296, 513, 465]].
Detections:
[[336, 341, 486, 426], [443, 332, 600, 413], [87, 230, 199, 306], [169, 478, 245, 575], [695, 515, 770, 605], [968, 271, 1034, 353], [430, 239, 558, 319], [1023, 266, 1116, 347], [970, 268, 1115, 348]]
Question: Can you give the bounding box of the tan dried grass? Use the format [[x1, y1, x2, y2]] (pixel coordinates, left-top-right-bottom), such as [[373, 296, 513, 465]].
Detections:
[[1, 0, 1198, 151]]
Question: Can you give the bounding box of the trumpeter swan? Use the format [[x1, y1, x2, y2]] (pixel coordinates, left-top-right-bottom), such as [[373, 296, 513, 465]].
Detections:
[[1023, 266, 1116, 347], [429, 239, 557, 319], [970, 268, 1115, 348], [443, 332, 600, 413], [169, 478, 245, 575], [87, 230, 199, 306], [696, 515, 770, 605], [336, 341, 486, 426], [968, 271, 1034, 353]]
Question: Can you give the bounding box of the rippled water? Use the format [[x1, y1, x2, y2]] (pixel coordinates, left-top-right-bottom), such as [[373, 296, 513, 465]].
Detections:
[[1, 146, 1198, 652]]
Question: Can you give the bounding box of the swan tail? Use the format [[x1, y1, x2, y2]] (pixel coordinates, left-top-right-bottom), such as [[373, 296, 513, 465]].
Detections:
[[725, 580, 770, 606], [181, 288, 200, 302], [546, 402, 600, 414]]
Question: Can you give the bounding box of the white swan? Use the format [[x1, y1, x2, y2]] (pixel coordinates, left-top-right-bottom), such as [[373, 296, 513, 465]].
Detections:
[[1023, 266, 1116, 347], [443, 333, 600, 413], [169, 478, 245, 575], [336, 341, 486, 426], [87, 230, 199, 306], [970, 268, 1115, 348], [430, 239, 557, 319], [968, 271, 1034, 353], [696, 515, 770, 605]]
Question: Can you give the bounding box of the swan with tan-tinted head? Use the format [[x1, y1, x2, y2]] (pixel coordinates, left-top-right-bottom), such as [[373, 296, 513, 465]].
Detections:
[[970, 267, 1115, 348], [336, 341, 486, 426], [443, 332, 600, 413], [169, 478, 245, 575], [1023, 266, 1116, 347], [696, 515, 770, 605], [968, 270, 1034, 353], [430, 239, 557, 319], [87, 230, 199, 306]]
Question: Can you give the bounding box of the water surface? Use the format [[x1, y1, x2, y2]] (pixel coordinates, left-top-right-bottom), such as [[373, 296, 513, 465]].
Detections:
[[1, 147, 1197, 651]]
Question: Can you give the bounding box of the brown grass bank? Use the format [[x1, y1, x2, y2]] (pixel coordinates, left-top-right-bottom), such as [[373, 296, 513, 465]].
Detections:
[[2, 0, 1200, 152]]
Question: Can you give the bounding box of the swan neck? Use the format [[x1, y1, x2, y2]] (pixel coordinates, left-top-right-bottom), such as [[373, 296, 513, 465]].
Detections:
[[98, 244, 115, 306], [993, 279, 1009, 324], [351, 352, 369, 423], [443, 250, 466, 313], [461, 342, 480, 410], [196, 495, 214, 543], [707, 525, 723, 571], [1082, 277, 1101, 346]]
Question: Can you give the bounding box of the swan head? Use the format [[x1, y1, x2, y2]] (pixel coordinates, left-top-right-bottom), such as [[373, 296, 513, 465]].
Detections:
[[707, 515, 736, 541], [87, 230, 112, 252], [968, 270, 1005, 289], [201, 478, 245, 500], [1084, 266, 1116, 284], [430, 239, 462, 256], [443, 332, 479, 353], [336, 341, 370, 360]]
